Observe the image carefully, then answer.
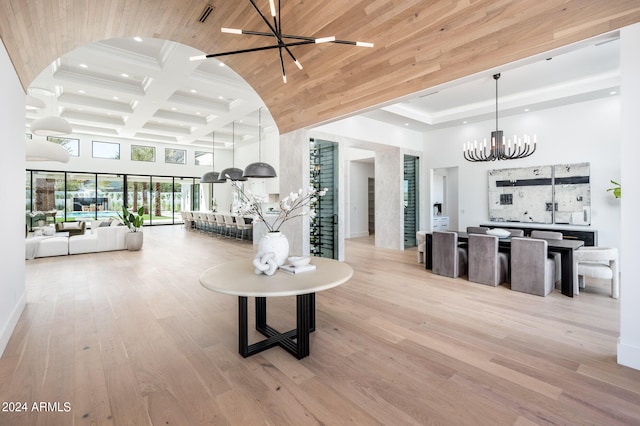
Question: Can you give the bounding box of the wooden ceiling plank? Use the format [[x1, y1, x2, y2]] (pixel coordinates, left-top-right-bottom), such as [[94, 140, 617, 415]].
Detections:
[[1, 0, 639, 132]]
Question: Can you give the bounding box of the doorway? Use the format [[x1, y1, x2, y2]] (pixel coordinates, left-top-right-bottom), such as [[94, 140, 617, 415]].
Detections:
[[404, 155, 419, 248], [310, 139, 339, 259]]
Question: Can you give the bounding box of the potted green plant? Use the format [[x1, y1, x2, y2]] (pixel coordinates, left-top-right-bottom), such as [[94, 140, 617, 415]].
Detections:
[[607, 180, 621, 199], [118, 206, 144, 250]]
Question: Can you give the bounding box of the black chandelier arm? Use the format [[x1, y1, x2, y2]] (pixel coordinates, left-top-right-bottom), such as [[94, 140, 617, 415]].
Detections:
[[231, 30, 320, 43], [231, 30, 371, 47], [464, 141, 536, 162], [202, 40, 315, 59], [278, 44, 287, 82], [247, 0, 301, 68]]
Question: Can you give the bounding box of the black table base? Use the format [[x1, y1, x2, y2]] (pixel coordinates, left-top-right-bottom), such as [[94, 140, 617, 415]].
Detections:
[[238, 293, 316, 359]]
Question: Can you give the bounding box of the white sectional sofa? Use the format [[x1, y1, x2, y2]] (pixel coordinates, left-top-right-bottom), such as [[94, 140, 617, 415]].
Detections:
[[26, 220, 128, 259], [68, 222, 127, 254]]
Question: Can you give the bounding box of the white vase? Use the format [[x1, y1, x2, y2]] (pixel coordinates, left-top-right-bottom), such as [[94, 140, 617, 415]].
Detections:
[[258, 231, 289, 266]]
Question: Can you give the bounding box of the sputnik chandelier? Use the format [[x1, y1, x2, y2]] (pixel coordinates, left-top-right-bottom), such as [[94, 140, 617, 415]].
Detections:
[[463, 74, 537, 162], [190, 0, 374, 83]]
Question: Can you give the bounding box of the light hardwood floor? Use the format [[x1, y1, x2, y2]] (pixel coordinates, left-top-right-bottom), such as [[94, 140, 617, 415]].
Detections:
[[1, 226, 639, 425]]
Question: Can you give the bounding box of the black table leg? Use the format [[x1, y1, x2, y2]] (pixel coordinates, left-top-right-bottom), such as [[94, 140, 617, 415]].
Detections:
[[559, 248, 575, 297], [237, 293, 315, 359], [239, 296, 249, 356]]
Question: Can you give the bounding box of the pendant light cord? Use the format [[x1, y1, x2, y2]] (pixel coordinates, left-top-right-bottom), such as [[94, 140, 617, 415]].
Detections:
[[258, 107, 262, 162], [494, 73, 500, 134]]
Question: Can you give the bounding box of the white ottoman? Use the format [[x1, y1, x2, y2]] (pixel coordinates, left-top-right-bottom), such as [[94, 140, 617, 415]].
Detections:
[[35, 236, 69, 257]]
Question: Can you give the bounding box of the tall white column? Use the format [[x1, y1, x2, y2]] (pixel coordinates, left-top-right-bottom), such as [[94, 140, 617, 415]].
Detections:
[[618, 23, 640, 370], [278, 129, 311, 257], [375, 147, 404, 249]]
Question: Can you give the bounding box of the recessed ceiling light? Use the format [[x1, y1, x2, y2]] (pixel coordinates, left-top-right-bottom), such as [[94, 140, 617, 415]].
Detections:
[[134, 36, 143, 42], [171, 107, 177, 111], [78, 89, 85, 94], [524, 108, 530, 112], [610, 91, 617, 95], [463, 121, 468, 124], [79, 63, 88, 68], [112, 96, 119, 100], [190, 89, 197, 93], [196, 112, 201, 115], [121, 73, 129, 78], [404, 123, 409, 126], [218, 96, 224, 100]]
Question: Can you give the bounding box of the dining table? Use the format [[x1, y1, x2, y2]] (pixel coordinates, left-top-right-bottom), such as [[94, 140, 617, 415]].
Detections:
[[423, 232, 585, 297]]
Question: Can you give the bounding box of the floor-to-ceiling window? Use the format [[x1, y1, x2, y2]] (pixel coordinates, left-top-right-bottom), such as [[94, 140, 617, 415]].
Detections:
[[31, 171, 65, 227], [26, 170, 199, 226], [65, 172, 97, 221], [151, 176, 175, 225], [173, 179, 185, 224], [97, 174, 125, 219], [127, 175, 152, 226]]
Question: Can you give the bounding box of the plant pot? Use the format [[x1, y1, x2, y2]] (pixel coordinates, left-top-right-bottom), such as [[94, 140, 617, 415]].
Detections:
[[258, 231, 289, 266], [125, 231, 143, 251]]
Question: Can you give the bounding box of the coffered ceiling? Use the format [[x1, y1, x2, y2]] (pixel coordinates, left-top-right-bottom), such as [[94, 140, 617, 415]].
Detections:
[[26, 37, 273, 149], [3, 0, 640, 141]]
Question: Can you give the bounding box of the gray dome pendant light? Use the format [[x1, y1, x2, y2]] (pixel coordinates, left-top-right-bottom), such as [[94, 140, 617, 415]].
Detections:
[[244, 107, 277, 178], [219, 121, 247, 181], [200, 131, 220, 183]]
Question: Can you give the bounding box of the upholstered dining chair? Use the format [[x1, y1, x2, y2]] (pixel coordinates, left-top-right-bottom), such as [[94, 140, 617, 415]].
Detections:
[[416, 231, 427, 263], [574, 247, 619, 298], [432, 231, 467, 278], [205, 212, 217, 235], [510, 237, 556, 296], [235, 216, 253, 242], [530, 230, 562, 284], [466, 226, 489, 235], [184, 211, 195, 230], [215, 213, 226, 236], [223, 214, 237, 238], [507, 229, 524, 237], [468, 234, 508, 286]]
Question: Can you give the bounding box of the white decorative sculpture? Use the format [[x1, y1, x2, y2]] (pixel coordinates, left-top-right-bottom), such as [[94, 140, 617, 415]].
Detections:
[[253, 251, 278, 276]]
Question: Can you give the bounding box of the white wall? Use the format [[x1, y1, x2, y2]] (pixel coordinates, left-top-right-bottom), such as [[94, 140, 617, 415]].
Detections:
[[314, 115, 423, 152], [0, 38, 26, 357], [422, 95, 621, 251], [618, 23, 640, 370]]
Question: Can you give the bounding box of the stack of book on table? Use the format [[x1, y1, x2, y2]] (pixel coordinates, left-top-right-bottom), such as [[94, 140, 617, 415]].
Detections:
[[279, 263, 317, 274]]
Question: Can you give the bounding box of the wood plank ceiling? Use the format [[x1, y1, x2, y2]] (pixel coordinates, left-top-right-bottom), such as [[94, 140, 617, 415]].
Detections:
[[1, 0, 639, 134]]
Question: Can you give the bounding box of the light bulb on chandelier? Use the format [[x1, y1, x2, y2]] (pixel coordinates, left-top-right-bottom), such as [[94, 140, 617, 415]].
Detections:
[[463, 74, 537, 162]]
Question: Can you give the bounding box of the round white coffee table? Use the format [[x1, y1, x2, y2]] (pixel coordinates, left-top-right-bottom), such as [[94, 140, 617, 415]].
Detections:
[[200, 257, 353, 359]]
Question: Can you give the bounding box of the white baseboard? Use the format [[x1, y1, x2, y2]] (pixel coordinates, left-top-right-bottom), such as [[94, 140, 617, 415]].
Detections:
[[0, 290, 26, 358], [617, 340, 640, 371], [348, 231, 370, 238]]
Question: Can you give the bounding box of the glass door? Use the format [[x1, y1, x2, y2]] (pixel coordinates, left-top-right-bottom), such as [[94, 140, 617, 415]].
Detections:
[[126, 175, 151, 226], [310, 139, 338, 259], [404, 155, 419, 248]]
